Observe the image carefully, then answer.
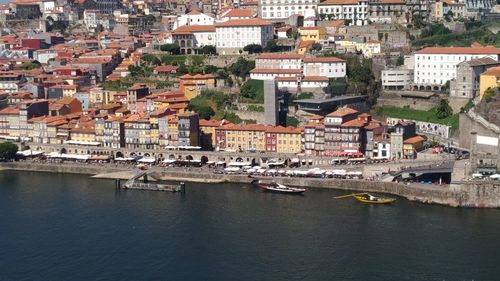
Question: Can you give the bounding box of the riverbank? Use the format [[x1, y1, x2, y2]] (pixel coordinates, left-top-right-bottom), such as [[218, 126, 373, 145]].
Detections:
[[1, 161, 499, 208]]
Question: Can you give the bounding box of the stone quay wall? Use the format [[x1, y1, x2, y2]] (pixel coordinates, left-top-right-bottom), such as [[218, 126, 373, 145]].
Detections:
[[2, 162, 500, 208]]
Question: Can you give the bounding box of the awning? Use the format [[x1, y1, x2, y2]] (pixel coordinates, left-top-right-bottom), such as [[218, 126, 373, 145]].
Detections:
[[162, 159, 177, 164], [291, 158, 300, 163], [115, 157, 136, 161], [0, 135, 19, 141], [64, 140, 101, 146], [228, 161, 252, 167], [16, 150, 44, 157], [138, 157, 156, 163]]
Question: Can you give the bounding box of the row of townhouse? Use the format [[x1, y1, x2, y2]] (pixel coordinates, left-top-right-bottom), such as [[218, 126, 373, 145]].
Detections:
[[302, 107, 424, 159], [215, 123, 304, 153], [250, 53, 346, 90], [260, 0, 496, 23]]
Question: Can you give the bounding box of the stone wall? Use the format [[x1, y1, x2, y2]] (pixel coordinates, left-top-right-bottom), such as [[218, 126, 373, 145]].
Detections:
[[3, 162, 500, 208]]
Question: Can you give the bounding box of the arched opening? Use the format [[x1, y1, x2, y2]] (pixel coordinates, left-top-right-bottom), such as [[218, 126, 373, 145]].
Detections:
[[413, 85, 418, 91], [236, 157, 243, 162], [130, 152, 136, 157], [425, 86, 432, 91], [201, 155, 209, 164], [169, 154, 175, 159], [60, 148, 67, 154], [419, 85, 425, 91], [144, 153, 150, 157], [433, 86, 439, 91], [116, 151, 124, 158], [186, 155, 194, 160], [180, 40, 185, 47], [187, 49, 192, 55]]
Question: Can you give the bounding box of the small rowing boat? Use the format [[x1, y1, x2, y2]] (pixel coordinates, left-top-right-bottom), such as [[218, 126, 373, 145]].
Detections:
[[335, 193, 395, 204]]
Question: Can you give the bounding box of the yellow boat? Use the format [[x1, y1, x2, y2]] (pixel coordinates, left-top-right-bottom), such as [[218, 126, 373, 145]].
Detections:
[[335, 193, 396, 204]]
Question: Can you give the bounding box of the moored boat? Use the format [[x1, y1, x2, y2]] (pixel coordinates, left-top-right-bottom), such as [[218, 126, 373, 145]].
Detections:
[[335, 193, 395, 204], [259, 182, 306, 194]]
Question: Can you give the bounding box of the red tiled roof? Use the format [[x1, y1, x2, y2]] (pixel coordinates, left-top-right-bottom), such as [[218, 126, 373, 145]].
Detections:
[[302, 76, 328, 81], [404, 135, 426, 144], [304, 57, 345, 63], [415, 46, 500, 55], [216, 19, 272, 27], [173, 25, 215, 34], [256, 53, 304, 60], [482, 66, 500, 78], [224, 8, 254, 18], [327, 107, 358, 117]]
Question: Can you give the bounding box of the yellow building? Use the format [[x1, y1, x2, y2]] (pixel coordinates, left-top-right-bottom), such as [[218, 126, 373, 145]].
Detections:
[[434, 1, 444, 19], [479, 66, 500, 99], [70, 121, 96, 143], [298, 27, 327, 43], [216, 124, 267, 152], [199, 119, 232, 150], [266, 126, 303, 153], [297, 40, 315, 55], [179, 74, 216, 100]]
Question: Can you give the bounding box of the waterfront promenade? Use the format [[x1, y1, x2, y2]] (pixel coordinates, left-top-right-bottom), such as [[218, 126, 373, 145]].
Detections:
[[1, 160, 500, 208]]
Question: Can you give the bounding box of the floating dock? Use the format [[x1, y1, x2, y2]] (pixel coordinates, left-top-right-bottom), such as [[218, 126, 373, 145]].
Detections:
[[117, 171, 186, 193]]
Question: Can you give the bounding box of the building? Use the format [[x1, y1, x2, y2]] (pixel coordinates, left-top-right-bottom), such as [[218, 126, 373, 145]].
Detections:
[[414, 45, 500, 90], [265, 126, 302, 153], [216, 124, 267, 152], [199, 119, 231, 150], [298, 27, 327, 43], [126, 84, 150, 113], [367, 0, 406, 23], [172, 25, 216, 55], [103, 116, 124, 148], [174, 10, 215, 29], [450, 57, 500, 99], [215, 19, 274, 55], [259, 0, 320, 19], [179, 74, 216, 100], [381, 68, 414, 90], [303, 119, 325, 155], [479, 66, 500, 99], [303, 57, 346, 78], [177, 112, 200, 147], [317, 0, 368, 26], [323, 107, 361, 153], [0, 72, 27, 93], [255, 53, 304, 70]]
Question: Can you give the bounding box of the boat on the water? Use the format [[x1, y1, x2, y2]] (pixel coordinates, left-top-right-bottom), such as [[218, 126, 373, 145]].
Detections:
[[335, 193, 395, 204], [259, 182, 306, 194]]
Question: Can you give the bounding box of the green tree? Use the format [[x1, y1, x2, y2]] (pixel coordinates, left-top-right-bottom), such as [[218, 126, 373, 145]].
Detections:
[[243, 44, 263, 54], [264, 39, 281, 52], [199, 45, 217, 55], [141, 54, 161, 66], [296, 92, 314, 100], [483, 87, 497, 102], [0, 142, 18, 160], [325, 78, 347, 96], [228, 57, 255, 79], [192, 104, 215, 119], [311, 43, 322, 52], [204, 65, 218, 74], [21, 61, 41, 70], [396, 56, 404, 66], [160, 43, 181, 55], [436, 99, 453, 119]]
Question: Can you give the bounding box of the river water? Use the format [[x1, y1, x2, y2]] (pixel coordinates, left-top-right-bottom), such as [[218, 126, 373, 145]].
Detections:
[[1, 171, 500, 281]]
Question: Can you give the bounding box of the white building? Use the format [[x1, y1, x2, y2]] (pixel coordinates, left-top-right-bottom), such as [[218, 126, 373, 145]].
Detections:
[[172, 25, 216, 50], [255, 53, 304, 69], [317, 0, 368, 26], [414, 46, 500, 89], [174, 10, 215, 29], [249, 68, 302, 80], [303, 57, 346, 78], [381, 68, 414, 90], [215, 19, 274, 55], [260, 0, 321, 20]]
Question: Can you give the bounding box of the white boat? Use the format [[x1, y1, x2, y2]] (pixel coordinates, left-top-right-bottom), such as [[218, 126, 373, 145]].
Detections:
[[259, 182, 306, 194]]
